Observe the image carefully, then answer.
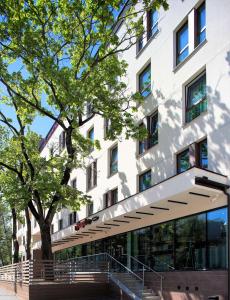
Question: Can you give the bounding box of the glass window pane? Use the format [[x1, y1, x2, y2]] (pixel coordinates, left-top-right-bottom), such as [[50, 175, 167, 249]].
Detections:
[[197, 3, 206, 45], [207, 208, 228, 269], [188, 74, 206, 108], [151, 222, 174, 271], [177, 149, 190, 173], [139, 170, 151, 192], [175, 214, 206, 270], [110, 146, 118, 174], [150, 113, 158, 147], [177, 22, 188, 64], [148, 9, 159, 38], [139, 65, 151, 97], [199, 139, 208, 169]]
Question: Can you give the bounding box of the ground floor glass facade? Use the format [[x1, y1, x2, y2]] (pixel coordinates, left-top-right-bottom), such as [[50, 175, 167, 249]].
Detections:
[[55, 207, 228, 271]]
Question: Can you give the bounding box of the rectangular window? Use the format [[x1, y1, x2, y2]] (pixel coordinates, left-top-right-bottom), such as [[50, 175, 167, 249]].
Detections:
[[71, 178, 77, 189], [58, 219, 63, 231], [138, 123, 146, 155], [138, 112, 158, 155], [105, 119, 112, 137], [87, 161, 97, 190], [86, 101, 93, 118], [88, 127, 94, 151], [104, 188, 118, 208], [59, 131, 66, 153], [139, 170, 152, 192], [186, 72, 207, 122], [110, 145, 118, 175], [196, 2, 206, 46], [137, 18, 144, 52], [176, 22, 189, 65], [198, 139, 208, 169], [87, 203, 93, 216], [147, 9, 159, 40], [148, 112, 158, 148], [139, 64, 151, 97], [177, 149, 190, 173]]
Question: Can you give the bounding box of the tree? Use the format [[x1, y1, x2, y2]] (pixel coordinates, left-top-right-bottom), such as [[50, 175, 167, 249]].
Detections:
[[0, 202, 12, 265], [0, 0, 169, 260]]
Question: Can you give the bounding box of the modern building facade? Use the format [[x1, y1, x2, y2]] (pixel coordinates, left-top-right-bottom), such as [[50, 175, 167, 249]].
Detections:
[[16, 0, 230, 299]]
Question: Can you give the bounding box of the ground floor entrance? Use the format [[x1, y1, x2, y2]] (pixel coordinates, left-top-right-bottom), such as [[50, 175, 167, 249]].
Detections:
[[55, 206, 228, 273]]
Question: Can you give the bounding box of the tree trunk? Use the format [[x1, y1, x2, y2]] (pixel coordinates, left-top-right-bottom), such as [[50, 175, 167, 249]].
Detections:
[[12, 208, 19, 263], [39, 221, 53, 260], [25, 207, 31, 260]]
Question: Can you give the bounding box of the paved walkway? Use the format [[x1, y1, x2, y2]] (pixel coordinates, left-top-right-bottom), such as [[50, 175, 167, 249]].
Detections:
[[0, 288, 19, 300]]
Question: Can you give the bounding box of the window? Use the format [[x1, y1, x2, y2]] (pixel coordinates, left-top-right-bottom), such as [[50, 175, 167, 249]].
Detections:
[[147, 9, 159, 40], [176, 22, 189, 64], [69, 212, 77, 225], [58, 219, 63, 231], [186, 72, 207, 122], [104, 188, 118, 208], [51, 224, 54, 234], [86, 161, 97, 190], [196, 2, 206, 46], [175, 214, 206, 270], [86, 101, 93, 118], [87, 203, 93, 216], [110, 145, 118, 175], [139, 64, 151, 97], [137, 18, 144, 52], [207, 208, 228, 269], [59, 131, 66, 153], [198, 139, 208, 169], [138, 112, 158, 155], [105, 119, 112, 137], [177, 149, 190, 173], [148, 112, 158, 148], [139, 170, 151, 192], [88, 127, 94, 151], [70, 178, 77, 189]]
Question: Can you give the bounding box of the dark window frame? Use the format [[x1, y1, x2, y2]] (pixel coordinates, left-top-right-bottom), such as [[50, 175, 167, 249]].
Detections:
[[177, 148, 190, 174], [176, 21, 189, 65], [147, 9, 159, 40], [109, 145, 118, 176], [139, 169, 152, 192], [138, 64, 151, 97], [185, 71, 207, 123], [195, 2, 206, 47], [59, 131, 66, 153], [86, 160, 97, 191], [104, 187, 118, 209]]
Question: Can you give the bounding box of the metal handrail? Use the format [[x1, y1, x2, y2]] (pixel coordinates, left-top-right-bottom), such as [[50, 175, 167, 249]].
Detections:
[[133, 254, 175, 271], [61, 252, 144, 283]]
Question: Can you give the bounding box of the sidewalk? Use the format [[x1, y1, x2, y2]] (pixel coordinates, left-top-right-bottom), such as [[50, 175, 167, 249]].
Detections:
[[0, 288, 19, 300]]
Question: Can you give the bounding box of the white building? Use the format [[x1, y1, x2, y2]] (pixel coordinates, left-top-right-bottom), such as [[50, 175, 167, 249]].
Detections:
[[17, 1, 230, 299]]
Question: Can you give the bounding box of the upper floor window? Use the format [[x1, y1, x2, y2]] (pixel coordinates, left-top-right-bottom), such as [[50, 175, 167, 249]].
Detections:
[[59, 131, 66, 153], [198, 139, 208, 169], [58, 219, 63, 231], [176, 22, 189, 65], [138, 111, 158, 155], [186, 72, 207, 123], [86, 161, 97, 191], [148, 112, 158, 148], [70, 178, 77, 189], [110, 145, 118, 175], [87, 203, 93, 216], [139, 64, 151, 97], [196, 2, 206, 46], [177, 149, 190, 174], [147, 9, 159, 40], [88, 127, 94, 151], [69, 212, 77, 226], [104, 188, 118, 208], [139, 170, 152, 192], [86, 101, 93, 118], [105, 119, 112, 137]]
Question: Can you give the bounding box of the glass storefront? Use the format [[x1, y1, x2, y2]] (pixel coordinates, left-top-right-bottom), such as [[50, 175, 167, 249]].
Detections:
[[55, 207, 228, 271]]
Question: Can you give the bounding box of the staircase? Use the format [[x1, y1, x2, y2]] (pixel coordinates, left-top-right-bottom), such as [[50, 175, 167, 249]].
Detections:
[[61, 253, 163, 300]]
